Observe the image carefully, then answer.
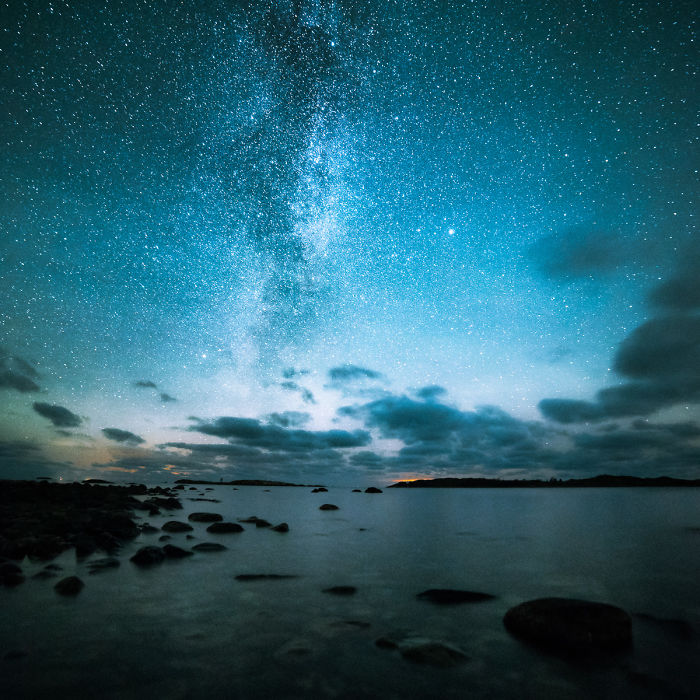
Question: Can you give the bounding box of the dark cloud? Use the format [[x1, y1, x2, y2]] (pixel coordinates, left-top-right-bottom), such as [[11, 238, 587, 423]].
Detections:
[[264, 411, 311, 428], [102, 428, 146, 445], [0, 440, 70, 479], [538, 398, 605, 424], [134, 380, 158, 389], [328, 364, 384, 383], [160, 392, 177, 403], [0, 348, 40, 393], [282, 367, 310, 379], [415, 385, 447, 401], [532, 227, 624, 279], [32, 402, 82, 428], [191, 416, 370, 452], [648, 244, 700, 312]]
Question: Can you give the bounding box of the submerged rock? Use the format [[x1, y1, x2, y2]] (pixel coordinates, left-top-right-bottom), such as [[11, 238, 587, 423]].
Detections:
[[416, 589, 495, 604], [130, 546, 165, 566], [161, 521, 193, 533], [238, 516, 271, 527], [192, 542, 227, 552], [54, 575, 84, 596], [187, 512, 223, 523], [503, 597, 633, 655], [206, 522, 244, 534], [323, 586, 357, 596], [319, 504, 339, 511]]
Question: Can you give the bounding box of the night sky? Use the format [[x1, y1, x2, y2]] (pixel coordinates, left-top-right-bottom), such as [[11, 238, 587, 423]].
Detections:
[[1, 0, 697, 484]]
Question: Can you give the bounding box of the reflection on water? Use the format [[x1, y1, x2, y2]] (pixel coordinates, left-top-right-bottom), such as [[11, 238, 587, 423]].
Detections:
[[2, 486, 699, 698]]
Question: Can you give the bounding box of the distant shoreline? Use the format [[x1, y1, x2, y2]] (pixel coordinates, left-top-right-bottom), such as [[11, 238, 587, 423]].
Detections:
[[388, 474, 700, 488]]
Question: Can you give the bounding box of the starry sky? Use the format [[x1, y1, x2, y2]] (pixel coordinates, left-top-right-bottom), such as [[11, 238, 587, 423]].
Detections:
[[1, 0, 698, 485]]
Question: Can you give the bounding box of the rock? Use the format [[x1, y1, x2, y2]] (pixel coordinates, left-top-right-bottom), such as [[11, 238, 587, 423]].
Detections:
[[145, 496, 182, 510], [352, 489, 361, 493], [161, 521, 194, 533], [162, 544, 193, 558], [0, 560, 25, 586], [365, 487, 383, 493], [87, 557, 121, 574], [73, 533, 98, 558], [95, 532, 122, 553], [54, 575, 84, 596], [206, 522, 244, 534], [140, 524, 159, 534], [311, 487, 328, 493], [272, 522, 289, 533], [191, 542, 227, 552], [323, 586, 357, 596], [238, 516, 271, 527], [130, 546, 165, 566], [173, 485, 185, 490], [319, 504, 339, 510], [399, 640, 468, 668], [235, 573, 298, 581], [503, 597, 633, 655], [158, 535, 171, 542], [416, 589, 495, 604], [187, 512, 223, 523]]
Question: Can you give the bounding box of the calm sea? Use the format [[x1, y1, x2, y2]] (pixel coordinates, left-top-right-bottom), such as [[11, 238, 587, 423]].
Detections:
[[2, 486, 699, 698]]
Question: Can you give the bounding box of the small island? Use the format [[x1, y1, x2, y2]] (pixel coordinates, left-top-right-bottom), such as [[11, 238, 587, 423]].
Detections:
[[389, 474, 700, 488]]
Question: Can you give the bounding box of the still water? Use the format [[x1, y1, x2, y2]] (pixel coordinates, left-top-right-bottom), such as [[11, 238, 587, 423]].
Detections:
[[2, 486, 699, 698]]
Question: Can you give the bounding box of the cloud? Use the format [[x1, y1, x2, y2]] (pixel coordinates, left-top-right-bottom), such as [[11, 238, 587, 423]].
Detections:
[[538, 398, 605, 424], [264, 411, 311, 428], [160, 392, 177, 402], [282, 367, 310, 379], [0, 348, 40, 393], [0, 440, 71, 479], [134, 380, 158, 389], [102, 428, 146, 445], [32, 402, 82, 428], [328, 364, 384, 384], [648, 244, 700, 312], [415, 385, 447, 401], [190, 416, 371, 452]]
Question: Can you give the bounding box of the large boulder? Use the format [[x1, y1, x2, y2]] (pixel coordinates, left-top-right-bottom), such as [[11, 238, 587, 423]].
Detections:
[[130, 546, 165, 566], [503, 597, 633, 655], [54, 575, 84, 596]]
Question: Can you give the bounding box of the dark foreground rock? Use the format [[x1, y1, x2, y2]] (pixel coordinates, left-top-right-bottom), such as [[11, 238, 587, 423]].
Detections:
[[323, 585, 357, 596], [192, 542, 227, 552], [130, 546, 165, 566], [0, 560, 24, 586], [54, 575, 84, 596], [417, 589, 495, 604], [319, 503, 339, 510], [272, 522, 289, 532], [188, 512, 223, 523], [503, 597, 633, 655], [206, 522, 244, 534]]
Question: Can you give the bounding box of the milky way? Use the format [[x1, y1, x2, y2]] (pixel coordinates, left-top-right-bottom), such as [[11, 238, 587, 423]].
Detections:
[[1, 0, 697, 484]]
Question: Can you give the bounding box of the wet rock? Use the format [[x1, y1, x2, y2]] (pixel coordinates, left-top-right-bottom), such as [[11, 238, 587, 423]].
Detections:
[[158, 535, 171, 542], [87, 557, 120, 574], [365, 487, 383, 493], [206, 522, 244, 534], [0, 560, 24, 586], [352, 489, 362, 493], [323, 586, 357, 596], [54, 575, 84, 596], [235, 573, 298, 581], [238, 516, 271, 527], [319, 504, 339, 511], [145, 496, 182, 510], [399, 639, 468, 668], [311, 487, 328, 493], [161, 521, 194, 533], [173, 485, 185, 490], [94, 532, 122, 553], [130, 546, 165, 566], [272, 522, 289, 533], [187, 512, 223, 523], [503, 597, 633, 655], [192, 542, 227, 552], [163, 544, 193, 558], [417, 589, 495, 604]]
